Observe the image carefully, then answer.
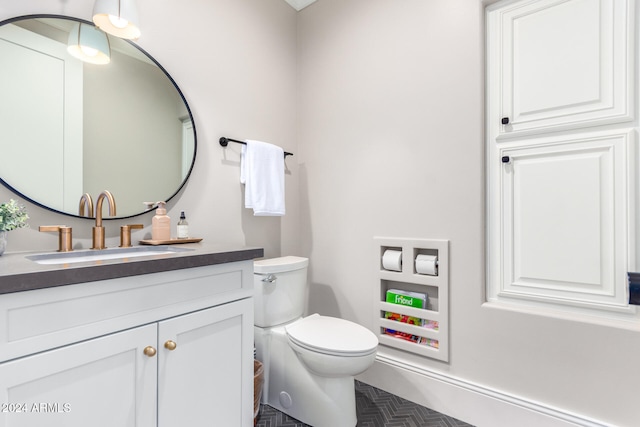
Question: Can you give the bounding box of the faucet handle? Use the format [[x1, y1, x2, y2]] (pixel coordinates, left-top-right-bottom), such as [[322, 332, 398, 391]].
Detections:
[[39, 225, 73, 252], [119, 224, 144, 248]]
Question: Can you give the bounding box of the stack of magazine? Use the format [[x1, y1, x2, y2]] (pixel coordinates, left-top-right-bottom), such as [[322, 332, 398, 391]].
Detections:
[[383, 289, 439, 348]]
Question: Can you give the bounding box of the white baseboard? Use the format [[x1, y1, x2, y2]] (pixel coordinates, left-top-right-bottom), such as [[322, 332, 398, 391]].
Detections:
[[356, 354, 608, 427]]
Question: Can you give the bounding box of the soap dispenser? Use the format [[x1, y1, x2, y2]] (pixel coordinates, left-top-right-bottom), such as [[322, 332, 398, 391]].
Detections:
[[152, 201, 171, 241]]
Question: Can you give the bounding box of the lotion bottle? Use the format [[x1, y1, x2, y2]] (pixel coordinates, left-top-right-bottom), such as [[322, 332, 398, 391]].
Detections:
[[177, 211, 189, 239], [152, 201, 171, 241]]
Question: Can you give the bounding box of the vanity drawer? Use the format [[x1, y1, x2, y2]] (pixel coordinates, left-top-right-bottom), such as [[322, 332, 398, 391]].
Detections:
[[0, 260, 253, 363]]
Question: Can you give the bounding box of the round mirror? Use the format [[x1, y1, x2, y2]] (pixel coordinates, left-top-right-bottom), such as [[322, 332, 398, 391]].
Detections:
[[0, 15, 196, 219]]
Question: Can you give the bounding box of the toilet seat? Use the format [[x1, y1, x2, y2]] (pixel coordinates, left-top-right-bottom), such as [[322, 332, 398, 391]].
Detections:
[[285, 314, 378, 357]]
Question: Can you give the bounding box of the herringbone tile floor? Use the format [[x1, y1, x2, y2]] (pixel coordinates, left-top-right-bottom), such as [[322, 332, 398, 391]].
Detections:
[[255, 380, 473, 427]]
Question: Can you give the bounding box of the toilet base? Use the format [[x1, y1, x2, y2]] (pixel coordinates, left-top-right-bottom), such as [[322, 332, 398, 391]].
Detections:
[[254, 325, 357, 427]]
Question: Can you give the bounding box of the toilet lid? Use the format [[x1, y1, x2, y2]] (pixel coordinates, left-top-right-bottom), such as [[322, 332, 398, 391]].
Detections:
[[254, 256, 308, 274], [285, 314, 378, 356]]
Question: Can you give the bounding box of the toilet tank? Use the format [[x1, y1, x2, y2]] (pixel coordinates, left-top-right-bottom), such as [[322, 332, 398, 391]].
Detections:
[[254, 256, 309, 327]]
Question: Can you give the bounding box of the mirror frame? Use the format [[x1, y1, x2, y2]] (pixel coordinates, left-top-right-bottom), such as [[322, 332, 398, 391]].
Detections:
[[0, 14, 197, 220]]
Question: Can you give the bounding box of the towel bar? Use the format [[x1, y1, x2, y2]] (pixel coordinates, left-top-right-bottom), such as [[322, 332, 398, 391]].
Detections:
[[219, 137, 293, 157]]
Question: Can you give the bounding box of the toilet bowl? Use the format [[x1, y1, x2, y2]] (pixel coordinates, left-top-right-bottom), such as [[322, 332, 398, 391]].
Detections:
[[286, 314, 377, 378], [253, 256, 378, 427]]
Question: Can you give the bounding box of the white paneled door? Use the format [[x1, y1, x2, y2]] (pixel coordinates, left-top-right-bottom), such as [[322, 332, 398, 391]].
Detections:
[[0, 23, 83, 212], [488, 0, 633, 138], [497, 130, 632, 310]]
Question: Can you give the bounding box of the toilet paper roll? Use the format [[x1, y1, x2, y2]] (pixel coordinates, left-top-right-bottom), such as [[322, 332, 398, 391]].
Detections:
[[382, 249, 402, 271], [415, 254, 438, 275]]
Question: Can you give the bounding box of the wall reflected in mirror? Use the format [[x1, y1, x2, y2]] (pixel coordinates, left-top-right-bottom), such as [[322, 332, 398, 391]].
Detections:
[[0, 15, 196, 219]]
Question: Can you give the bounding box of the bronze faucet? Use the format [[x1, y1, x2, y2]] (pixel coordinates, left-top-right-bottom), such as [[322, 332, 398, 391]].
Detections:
[[39, 225, 73, 252], [78, 193, 94, 218], [119, 224, 143, 247], [92, 190, 116, 250]]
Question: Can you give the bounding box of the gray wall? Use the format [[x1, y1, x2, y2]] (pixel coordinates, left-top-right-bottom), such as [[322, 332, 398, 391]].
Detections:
[[1, 0, 638, 426], [0, 0, 298, 253], [296, 0, 639, 426]]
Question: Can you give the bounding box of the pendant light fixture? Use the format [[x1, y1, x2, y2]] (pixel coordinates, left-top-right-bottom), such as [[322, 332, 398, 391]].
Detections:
[[92, 0, 141, 40], [67, 23, 111, 65]]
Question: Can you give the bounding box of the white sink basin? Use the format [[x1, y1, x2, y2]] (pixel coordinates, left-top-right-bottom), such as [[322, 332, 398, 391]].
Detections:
[[27, 246, 193, 265]]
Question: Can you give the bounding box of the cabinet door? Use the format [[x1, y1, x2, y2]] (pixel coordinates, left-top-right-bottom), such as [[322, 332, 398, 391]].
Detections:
[[0, 324, 157, 427], [493, 130, 632, 311], [158, 299, 254, 427], [487, 0, 633, 137]]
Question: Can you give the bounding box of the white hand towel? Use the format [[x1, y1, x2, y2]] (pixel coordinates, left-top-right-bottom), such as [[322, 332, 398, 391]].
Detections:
[[240, 140, 285, 216]]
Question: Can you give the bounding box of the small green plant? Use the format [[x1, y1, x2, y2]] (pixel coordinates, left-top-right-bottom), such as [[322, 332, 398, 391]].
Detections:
[[0, 199, 29, 232]]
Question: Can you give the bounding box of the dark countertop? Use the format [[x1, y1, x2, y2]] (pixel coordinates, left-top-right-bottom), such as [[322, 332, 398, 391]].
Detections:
[[0, 243, 264, 295]]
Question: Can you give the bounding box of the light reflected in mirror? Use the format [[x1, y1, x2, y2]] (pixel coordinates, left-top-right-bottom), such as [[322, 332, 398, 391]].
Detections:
[[0, 15, 196, 218]]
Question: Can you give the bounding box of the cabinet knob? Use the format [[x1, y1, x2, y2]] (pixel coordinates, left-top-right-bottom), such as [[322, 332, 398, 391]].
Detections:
[[501, 117, 510, 125], [164, 340, 177, 351], [501, 156, 511, 163], [143, 346, 157, 357]]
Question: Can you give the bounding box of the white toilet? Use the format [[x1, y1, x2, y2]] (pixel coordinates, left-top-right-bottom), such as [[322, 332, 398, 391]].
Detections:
[[253, 256, 378, 427]]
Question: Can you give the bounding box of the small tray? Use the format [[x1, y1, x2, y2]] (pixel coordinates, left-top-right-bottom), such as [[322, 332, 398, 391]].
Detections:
[[139, 238, 203, 245]]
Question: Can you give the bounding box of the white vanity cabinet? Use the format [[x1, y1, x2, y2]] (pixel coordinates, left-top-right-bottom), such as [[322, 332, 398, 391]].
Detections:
[[0, 260, 255, 427]]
